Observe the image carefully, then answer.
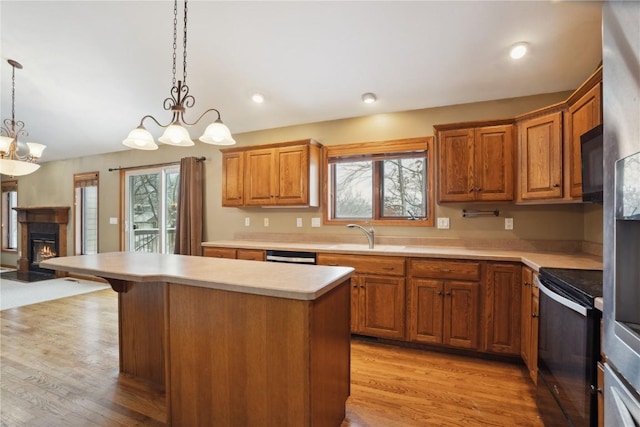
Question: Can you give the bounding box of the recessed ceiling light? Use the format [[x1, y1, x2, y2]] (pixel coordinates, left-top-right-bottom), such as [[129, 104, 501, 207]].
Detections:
[[510, 42, 528, 59], [362, 92, 377, 104], [251, 93, 265, 104]]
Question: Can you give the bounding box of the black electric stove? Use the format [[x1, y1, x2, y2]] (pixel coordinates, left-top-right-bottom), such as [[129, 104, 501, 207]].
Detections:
[[539, 268, 603, 308]]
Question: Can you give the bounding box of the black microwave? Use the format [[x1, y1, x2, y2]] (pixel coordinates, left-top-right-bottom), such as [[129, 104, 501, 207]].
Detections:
[[581, 124, 604, 203]]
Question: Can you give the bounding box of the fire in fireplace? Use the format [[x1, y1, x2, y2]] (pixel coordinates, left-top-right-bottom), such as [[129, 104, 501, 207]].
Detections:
[[28, 227, 59, 274]]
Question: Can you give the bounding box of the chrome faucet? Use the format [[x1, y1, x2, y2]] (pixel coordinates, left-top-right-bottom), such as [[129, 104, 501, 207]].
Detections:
[[346, 223, 375, 249]]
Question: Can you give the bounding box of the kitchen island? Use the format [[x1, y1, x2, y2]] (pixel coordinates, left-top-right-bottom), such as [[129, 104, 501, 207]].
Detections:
[[42, 252, 354, 427]]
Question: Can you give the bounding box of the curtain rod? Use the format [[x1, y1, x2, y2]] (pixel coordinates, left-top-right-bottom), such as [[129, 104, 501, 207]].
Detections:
[[108, 156, 206, 172]]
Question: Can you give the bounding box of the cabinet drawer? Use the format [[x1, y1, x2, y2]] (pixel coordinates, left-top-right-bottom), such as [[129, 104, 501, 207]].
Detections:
[[237, 249, 265, 261], [203, 247, 237, 259], [408, 258, 481, 281], [318, 254, 405, 276]]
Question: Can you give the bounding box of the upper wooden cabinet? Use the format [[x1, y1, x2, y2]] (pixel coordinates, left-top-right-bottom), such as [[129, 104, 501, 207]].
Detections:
[[517, 109, 564, 201], [221, 151, 245, 206], [515, 66, 602, 204], [435, 123, 515, 202], [565, 74, 602, 200], [220, 139, 321, 207]]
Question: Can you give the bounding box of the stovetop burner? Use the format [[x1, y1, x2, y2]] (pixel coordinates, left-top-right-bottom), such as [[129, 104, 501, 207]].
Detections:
[[539, 268, 603, 307]]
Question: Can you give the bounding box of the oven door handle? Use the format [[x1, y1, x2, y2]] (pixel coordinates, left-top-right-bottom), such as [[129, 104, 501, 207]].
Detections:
[[536, 276, 588, 316]]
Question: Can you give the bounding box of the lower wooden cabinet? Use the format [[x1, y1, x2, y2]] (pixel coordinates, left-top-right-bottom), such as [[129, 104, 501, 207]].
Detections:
[[407, 258, 482, 351], [318, 253, 405, 340], [352, 274, 405, 340], [203, 247, 265, 261], [407, 278, 480, 350], [520, 265, 540, 383], [484, 262, 521, 355], [203, 247, 237, 259]]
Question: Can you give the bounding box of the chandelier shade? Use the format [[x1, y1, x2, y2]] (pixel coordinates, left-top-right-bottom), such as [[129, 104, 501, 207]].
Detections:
[[123, 0, 235, 150], [0, 59, 46, 176], [123, 127, 159, 150]]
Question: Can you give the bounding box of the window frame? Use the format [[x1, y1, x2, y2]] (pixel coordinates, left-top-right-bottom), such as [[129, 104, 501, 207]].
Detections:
[[323, 137, 434, 227], [1, 180, 18, 252], [73, 172, 99, 255]]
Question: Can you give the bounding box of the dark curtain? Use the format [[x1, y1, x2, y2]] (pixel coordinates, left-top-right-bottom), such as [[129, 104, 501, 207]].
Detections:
[[174, 157, 204, 255]]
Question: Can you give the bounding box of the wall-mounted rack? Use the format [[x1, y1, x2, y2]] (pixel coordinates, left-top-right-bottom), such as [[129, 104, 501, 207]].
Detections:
[[462, 209, 500, 218]]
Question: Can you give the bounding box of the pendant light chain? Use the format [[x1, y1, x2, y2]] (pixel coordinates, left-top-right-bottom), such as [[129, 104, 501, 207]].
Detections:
[[11, 64, 16, 126], [183, 0, 188, 84], [171, 0, 178, 87]]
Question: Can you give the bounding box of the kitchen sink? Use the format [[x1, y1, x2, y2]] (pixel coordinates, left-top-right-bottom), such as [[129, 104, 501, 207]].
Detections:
[[326, 244, 405, 251]]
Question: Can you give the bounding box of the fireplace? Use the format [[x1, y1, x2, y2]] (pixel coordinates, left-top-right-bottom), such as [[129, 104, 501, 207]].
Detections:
[[14, 206, 70, 276]]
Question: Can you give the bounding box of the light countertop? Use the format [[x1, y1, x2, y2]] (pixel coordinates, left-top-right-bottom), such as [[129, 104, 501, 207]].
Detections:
[[202, 240, 603, 271], [41, 252, 354, 301]]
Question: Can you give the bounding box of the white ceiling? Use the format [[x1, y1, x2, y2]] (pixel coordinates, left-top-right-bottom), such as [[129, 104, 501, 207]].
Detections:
[[1, 1, 603, 163]]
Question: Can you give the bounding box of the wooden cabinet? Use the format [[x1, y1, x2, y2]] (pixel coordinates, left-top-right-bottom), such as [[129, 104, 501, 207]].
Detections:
[[521, 265, 540, 384], [203, 247, 237, 259], [203, 247, 265, 261], [436, 124, 515, 202], [221, 139, 321, 207], [517, 110, 564, 201], [407, 258, 481, 350], [515, 66, 602, 204], [317, 253, 405, 340], [565, 77, 602, 199], [221, 151, 244, 206], [484, 262, 521, 355], [236, 249, 265, 261]]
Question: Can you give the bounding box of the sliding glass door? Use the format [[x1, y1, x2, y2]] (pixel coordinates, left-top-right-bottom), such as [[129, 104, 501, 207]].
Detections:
[[124, 166, 179, 253]]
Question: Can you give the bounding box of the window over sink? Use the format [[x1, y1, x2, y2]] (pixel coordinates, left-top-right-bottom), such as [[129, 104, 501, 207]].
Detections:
[[323, 137, 434, 226]]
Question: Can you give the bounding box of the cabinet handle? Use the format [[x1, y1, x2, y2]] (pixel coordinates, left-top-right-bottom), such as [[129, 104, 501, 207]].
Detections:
[[328, 263, 339, 266], [532, 313, 539, 318], [382, 266, 394, 270], [552, 183, 560, 188], [439, 268, 451, 273], [360, 285, 365, 289], [437, 291, 443, 296], [468, 188, 474, 193], [445, 291, 452, 296], [524, 281, 530, 287], [476, 187, 482, 192]]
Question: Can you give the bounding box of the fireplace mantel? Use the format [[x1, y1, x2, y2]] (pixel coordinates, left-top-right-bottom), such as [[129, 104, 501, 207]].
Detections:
[[14, 206, 70, 274]]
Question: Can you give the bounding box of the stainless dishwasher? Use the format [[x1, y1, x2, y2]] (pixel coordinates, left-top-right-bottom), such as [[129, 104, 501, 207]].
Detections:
[[265, 250, 317, 265]]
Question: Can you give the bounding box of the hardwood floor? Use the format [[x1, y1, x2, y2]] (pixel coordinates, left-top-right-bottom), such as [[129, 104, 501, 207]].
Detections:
[[1, 289, 543, 426]]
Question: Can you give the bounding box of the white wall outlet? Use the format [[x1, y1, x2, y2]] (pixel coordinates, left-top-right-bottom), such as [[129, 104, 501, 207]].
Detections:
[[263, 217, 269, 227], [505, 218, 514, 230], [311, 217, 321, 228], [296, 218, 303, 228], [109, 217, 118, 225], [437, 217, 450, 229], [244, 217, 250, 227]]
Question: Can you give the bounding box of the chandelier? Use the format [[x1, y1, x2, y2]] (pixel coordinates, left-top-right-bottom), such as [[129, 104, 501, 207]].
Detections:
[[0, 59, 46, 176], [123, 0, 235, 150]]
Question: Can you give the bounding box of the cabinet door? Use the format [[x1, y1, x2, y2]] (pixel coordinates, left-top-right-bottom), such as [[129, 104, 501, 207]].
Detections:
[[529, 275, 540, 384], [351, 276, 362, 333], [359, 275, 405, 340], [518, 111, 563, 200], [474, 125, 514, 201], [520, 266, 533, 366], [484, 263, 521, 355], [437, 129, 475, 202], [221, 152, 244, 207], [275, 145, 309, 205], [244, 148, 276, 206], [443, 281, 479, 349], [407, 279, 444, 344], [566, 83, 602, 199]]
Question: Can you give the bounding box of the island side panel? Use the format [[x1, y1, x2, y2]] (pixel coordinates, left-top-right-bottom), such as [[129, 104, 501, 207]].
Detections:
[[167, 283, 310, 427], [310, 278, 351, 426], [118, 281, 166, 389]]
